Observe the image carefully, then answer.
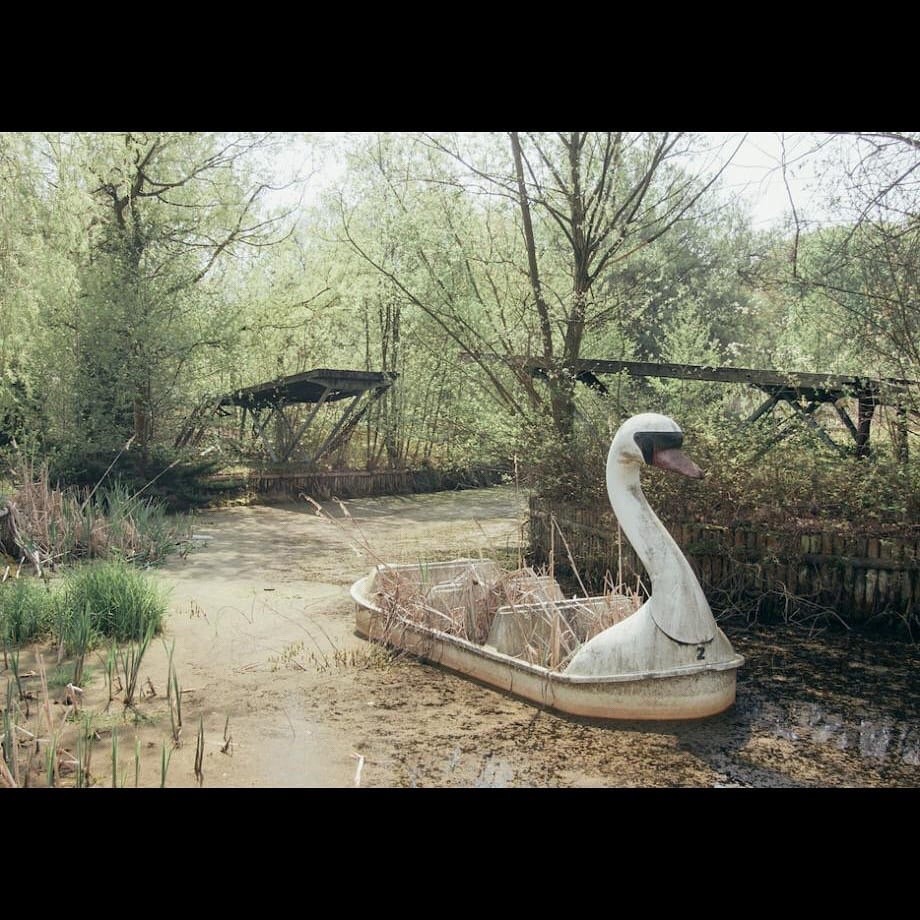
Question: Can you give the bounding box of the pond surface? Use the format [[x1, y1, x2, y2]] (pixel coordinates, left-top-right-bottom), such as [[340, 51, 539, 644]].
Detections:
[[136, 486, 920, 788]]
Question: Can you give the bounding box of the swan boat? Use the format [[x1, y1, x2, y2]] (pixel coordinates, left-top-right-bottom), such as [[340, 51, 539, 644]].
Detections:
[[351, 414, 744, 720]]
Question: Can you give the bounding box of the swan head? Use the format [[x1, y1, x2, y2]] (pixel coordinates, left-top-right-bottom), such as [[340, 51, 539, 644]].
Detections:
[[610, 413, 704, 479]]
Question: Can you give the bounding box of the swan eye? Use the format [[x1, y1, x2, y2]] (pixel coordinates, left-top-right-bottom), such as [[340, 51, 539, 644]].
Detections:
[[633, 430, 683, 464]]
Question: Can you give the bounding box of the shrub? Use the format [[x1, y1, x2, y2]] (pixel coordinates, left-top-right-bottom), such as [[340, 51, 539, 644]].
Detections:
[[48, 445, 244, 511], [0, 461, 191, 567], [55, 561, 168, 644], [531, 419, 920, 535], [0, 578, 53, 646]]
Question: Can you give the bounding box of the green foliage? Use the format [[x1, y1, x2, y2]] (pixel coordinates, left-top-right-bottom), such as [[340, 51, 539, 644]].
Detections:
[[1, 558, 167, 652], [116, 621, 155, 707], [0, 136, 79, 456], [64, 602, 96, 686], [593, 207, 762, 364], [3, 131, 918, 519], [535, 414, 920, 534], [15, 132, 297, 462], [48, 445, 242, 511], [0, 370, 42, 454], [0, 578, 53, 646], [55, 561, 168, 645]]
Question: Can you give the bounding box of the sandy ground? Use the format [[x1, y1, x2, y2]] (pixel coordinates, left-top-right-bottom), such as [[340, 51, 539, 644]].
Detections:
[[10, 486, 919, 788]]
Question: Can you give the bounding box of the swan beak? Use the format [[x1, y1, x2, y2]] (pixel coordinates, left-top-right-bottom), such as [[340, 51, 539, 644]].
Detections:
[[652, 447, 705, 479]]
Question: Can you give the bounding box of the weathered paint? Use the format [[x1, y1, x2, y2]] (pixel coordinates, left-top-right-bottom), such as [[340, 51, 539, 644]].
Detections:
[[352, 571, 741, 721]]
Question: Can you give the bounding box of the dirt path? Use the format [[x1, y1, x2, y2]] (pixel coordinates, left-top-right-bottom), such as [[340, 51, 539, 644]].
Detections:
[[29, 486, 919, 788]]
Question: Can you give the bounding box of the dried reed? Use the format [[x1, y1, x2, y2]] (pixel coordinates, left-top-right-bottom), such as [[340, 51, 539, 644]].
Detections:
[[0, 460, 189, 569], [375, 561, 641, 671], [303, 488, 641, 672]]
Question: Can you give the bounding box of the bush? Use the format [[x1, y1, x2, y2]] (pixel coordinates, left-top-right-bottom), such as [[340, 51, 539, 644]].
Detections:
[[531, 418, 920, 535], [48, 445, 244, 511], [1, 461, 192, 567], [649, 432, 920, 533], [55, 561, 168, 644], [0, 578, 53, 646]]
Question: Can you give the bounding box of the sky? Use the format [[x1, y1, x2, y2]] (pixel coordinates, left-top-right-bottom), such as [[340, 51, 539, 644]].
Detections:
[[706, 131, 828, 228], [271, 131, 833, 231]]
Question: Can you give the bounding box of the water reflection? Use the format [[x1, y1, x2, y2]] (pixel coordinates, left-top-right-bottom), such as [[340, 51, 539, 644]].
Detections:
[[749, 698, 919, 766], [474, 756, 515, 788]]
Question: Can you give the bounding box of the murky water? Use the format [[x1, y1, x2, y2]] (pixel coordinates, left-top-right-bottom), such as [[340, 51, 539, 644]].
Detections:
[[747, 699, 917, 765], [368, 618, 920, 788], [134, 487, 920, 788], [330, 491, 920, 788], [664, 625, 920, 786]]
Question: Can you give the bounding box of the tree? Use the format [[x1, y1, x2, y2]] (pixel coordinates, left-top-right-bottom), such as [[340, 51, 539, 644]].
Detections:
[[324, 134, 507, 469], [782, 133, 920, 381], [44, 132, 297, 459], [0, 134, 79, 452], [339, 132, 741, 445]]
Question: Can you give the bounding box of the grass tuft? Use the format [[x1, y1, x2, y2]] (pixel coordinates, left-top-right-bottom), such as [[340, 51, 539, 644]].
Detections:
[[0, 578, 53, 646], [55, 561, 168, 644]]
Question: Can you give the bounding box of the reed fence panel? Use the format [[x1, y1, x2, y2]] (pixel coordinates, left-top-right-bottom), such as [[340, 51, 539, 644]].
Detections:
[[528, 496, 919, 629]]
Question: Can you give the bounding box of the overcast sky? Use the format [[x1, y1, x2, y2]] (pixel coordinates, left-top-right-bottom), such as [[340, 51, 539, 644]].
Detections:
[[272, 131, 833, 231], [710, 131, 829, 228]]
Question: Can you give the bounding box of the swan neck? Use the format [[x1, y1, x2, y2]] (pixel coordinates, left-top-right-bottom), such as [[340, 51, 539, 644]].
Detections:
[[607, 453, 715, 645], [607, 460, 669, 579]]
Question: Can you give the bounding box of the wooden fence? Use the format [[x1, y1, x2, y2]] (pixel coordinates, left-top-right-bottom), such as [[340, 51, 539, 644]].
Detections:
[[528, 497, 920, 629]]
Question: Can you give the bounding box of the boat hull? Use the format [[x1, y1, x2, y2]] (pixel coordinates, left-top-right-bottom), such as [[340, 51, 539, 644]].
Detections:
[[351, 570, 742, 721]]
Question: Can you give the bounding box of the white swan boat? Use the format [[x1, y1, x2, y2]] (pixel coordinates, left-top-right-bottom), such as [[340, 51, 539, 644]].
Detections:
[[351, 413, 744, 720]]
